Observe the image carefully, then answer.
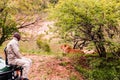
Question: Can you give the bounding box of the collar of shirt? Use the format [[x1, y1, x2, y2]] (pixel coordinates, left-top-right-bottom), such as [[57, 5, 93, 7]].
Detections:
[[13, 37, 19, 42]]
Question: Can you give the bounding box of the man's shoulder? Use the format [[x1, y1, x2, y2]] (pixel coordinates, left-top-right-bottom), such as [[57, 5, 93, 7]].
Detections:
[[8, 39, 17, 45]]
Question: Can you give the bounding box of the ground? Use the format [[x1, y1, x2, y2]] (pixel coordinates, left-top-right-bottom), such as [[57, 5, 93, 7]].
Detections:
[[19, 19, 84, 80], [25, 54, 84, 80]]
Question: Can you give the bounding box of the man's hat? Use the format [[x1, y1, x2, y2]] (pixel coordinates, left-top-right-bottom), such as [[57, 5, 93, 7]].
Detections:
[[13, 32, 21, 41]]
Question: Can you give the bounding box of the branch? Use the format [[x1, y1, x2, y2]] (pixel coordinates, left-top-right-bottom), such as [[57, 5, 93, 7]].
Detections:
[[112, 52, 120, 59], [73, 40, 78, 49], [78, 40, 87, 49], [0, 8, 4, 12], [17, 17, 41, 29], [16, 15, 27, 23]]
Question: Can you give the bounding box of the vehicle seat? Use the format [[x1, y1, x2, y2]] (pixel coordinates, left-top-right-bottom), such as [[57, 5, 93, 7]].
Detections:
[[4, 47, 23, 76]]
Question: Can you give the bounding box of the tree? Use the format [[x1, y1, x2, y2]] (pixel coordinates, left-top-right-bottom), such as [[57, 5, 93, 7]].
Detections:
[[0, 0, 43, 45], [0, 0, 18, 45], [49, 0, 120, 57]]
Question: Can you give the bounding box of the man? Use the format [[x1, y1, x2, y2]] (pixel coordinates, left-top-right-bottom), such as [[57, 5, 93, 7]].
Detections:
[[6, 32, 32, 80]]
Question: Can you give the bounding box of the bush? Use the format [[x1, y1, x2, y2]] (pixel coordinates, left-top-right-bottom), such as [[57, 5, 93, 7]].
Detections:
[[75, 65, 90, 79], [90, 68, 119, 80], [89, 57, 120, 80], [73, 54, 120, 80], [36, 36, 51, 52]]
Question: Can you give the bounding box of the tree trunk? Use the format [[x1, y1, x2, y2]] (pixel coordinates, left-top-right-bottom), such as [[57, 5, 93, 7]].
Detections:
[[95, 42, 106, 57], [73, 40, 78, 49], [93, 26, 106, 57], [0, 35, 6, 46]]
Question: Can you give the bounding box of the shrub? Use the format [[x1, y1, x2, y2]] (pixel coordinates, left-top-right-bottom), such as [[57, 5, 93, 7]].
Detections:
[[36, 36, 51, 52], [90, 68, 119, 80], [73, 53, 120, 80], [75, 65, 90, 79]]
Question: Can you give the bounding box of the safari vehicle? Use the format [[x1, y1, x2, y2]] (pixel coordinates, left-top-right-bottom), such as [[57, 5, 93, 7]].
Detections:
[[0, 48, 23, 80]]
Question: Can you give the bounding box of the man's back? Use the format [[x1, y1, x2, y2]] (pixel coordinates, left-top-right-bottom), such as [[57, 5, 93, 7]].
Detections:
[[6, 37, 22, 64], [5, 32, 32, 80]]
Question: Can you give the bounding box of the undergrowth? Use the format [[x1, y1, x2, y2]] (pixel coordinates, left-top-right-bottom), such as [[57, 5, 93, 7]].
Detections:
[[70, 53, 120, 80]]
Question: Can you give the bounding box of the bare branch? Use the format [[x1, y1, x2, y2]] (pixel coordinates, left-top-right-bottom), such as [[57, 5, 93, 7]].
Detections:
[[17, 17, 41, 29], [0, 8, 4, 12], [16, 15, 27, 23]]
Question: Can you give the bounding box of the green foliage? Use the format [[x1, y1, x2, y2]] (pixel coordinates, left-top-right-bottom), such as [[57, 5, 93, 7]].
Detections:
[[0, 0, 43, 45], [36, 39, 51, 52], [49, 0, 59, 4], [106, 41, 120, 52], [88, 58, 120, 80], [90, 68, 119, 80], [59, 61, 68, 66], [49, 0, 120, 57], [70, 75, 79, 80], [75, 65, 90, 79], [36, 35, 51, 52], [74, 54, 120, 80]]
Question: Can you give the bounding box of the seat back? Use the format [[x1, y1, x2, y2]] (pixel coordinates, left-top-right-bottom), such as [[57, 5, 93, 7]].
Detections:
[[4, 47, 8, 65], [3, 47, 23, 78]]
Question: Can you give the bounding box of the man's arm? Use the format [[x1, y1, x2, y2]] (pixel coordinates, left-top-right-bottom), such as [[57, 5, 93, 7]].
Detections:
[[10, 44, 22, 59]]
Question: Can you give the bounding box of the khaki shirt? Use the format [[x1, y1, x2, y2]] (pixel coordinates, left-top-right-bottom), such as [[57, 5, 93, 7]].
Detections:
[[6, 37, 22, 63]]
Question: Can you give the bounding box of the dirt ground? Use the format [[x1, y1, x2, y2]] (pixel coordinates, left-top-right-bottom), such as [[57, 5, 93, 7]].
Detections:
[[25, 54, 84, 80], [19, 18, 84, 80]]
